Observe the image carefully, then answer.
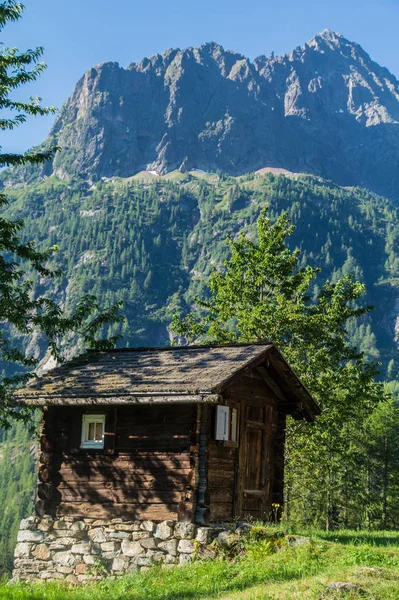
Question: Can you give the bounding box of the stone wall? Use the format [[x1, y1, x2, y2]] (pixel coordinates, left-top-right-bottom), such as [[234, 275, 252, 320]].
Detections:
[[12, 516, 220, 583]]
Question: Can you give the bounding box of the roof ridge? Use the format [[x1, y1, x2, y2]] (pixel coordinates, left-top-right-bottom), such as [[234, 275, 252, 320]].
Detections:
[[88, 342, 272, 353]]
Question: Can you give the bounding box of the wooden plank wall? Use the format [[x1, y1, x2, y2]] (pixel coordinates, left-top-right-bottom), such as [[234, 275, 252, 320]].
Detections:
[[37, 404, 196, 521], [206, 374, 279, 522], [271, 410, 286, 509], [207, 441, 237, 521], [206, 395, 240, 522]]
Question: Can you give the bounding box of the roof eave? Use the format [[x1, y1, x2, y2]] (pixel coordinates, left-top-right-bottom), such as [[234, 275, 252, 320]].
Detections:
[[14, 392, 222, 407]]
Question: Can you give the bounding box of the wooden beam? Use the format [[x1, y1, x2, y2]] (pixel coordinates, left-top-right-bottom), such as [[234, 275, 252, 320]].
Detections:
[[256, 366, 288, 404], [18, 393, 222, 407]]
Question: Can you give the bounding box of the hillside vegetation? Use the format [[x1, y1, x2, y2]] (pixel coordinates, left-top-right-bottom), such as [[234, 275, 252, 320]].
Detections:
[[2, 528, 399, 599], [2, 170, 399, 575], [4, 170, 399, 367]]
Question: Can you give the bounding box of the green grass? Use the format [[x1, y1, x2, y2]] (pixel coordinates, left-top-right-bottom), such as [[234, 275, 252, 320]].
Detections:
[[2, 529, 399, 600]]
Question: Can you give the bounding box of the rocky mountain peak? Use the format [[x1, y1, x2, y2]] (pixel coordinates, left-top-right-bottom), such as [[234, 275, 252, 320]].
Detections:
[[309, 28, 345, 47], [7, 33, 399, 203]]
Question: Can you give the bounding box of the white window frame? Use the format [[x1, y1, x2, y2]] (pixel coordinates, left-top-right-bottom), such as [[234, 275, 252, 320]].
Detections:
[[81, 414, 106, 449]]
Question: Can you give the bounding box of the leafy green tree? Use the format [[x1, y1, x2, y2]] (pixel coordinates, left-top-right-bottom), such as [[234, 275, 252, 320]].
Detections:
[[0, 1, 122, 426], [172, 210, 388, 528]]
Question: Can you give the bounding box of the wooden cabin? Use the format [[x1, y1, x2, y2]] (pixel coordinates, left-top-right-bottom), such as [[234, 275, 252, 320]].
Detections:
[[15, 343, 320, 525]]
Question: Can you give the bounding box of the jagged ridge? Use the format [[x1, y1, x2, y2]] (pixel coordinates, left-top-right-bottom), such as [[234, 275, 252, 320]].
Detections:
[[6, 30, 399, 202]]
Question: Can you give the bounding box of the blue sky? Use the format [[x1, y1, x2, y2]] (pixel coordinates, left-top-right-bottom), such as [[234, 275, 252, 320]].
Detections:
[[2, 0, 399, 152]]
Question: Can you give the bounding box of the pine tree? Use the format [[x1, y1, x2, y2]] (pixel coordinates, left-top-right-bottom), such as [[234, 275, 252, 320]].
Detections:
[[0, 1, 122, 425], [172, 209, 389, 528]]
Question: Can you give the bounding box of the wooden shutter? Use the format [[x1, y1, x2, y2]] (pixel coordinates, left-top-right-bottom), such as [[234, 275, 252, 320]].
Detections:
[[215, 406, 229, 441], [104, 408, 117, 454]]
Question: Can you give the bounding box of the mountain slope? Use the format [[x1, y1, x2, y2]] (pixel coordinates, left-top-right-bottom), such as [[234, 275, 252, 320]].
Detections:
[[4, 171, 399, 374], [7, 30, 399, 202]]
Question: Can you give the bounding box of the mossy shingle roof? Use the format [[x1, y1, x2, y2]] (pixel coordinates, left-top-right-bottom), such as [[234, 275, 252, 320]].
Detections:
[[14, 343, 320, 420]]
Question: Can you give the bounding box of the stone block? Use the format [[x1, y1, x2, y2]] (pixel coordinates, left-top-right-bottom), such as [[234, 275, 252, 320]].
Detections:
[[14, 543, 33, 559], [51, 538, 74, 547], [146, 550, 164, 563], [139, 537, 156, 550], [100, 541, 118, 552], [71, 543, 91, 555], [174, 522, 196, 539], [53, 520, 69, 530], [177, 539, 195, 554], [17, 530, 44, 543], [164, 554, 178, 564], [287, 535, 310, 548], [235, 525, 252, 538], [19, 517, 38, 531], [136, 556, 152, 567], [154, 521, 173, 540], [65, 574, 78, 585], [92, 520, 108, 527], [14, 559, 48, 570], [196, 527, 213, 544], [53, 529, 86, 539], [121, 540, 144, 557], [76, 563, 87, 574], [140, 520, 155, 532], [38, 517, 53, 532], [88, 528, 107, 543], [111, 557, 129, 571], [41, 572, 65, 580], [57, 566, 74, 574], [114, 523, 141, 532], [108, 531, 130, 540], [49, 543, 70, 551], [132, 531, 150, 541], [83, 554, 96, 565], [70, 520, 87, 531], [33, 544, 51, 560], [179, 553, 193, 564], [103, 551, 119, 560], [216, 531, 238, 548], [53, 551, 77, 567], [158, 539, 178, 556]]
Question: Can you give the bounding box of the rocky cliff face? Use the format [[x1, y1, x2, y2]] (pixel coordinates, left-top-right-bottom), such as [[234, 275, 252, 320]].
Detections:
[[23, 30, 399, 202]]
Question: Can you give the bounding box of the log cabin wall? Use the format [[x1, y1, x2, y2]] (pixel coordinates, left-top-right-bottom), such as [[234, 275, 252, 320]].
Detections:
[[206, 373, 280, 522], [37, 404, 197, 522], [206, 400, 238, 523]]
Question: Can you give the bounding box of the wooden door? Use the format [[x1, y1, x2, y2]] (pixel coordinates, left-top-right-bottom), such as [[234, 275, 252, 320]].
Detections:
[[236, 402, 272, 519]]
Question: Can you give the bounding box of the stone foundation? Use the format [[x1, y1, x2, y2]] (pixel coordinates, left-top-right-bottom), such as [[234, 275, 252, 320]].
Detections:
[[12, 516, 227, 583]]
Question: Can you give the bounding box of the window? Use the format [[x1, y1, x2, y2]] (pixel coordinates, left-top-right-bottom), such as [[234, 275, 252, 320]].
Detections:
[[81, 414, 105, 449], [215, 406, 239, 443]]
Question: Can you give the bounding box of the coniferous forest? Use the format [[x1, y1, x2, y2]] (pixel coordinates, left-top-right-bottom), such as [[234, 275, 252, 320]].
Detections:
[[1, 170, 399, 572]]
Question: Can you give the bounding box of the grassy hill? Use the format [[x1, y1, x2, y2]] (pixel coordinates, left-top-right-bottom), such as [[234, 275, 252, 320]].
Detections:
[[2, 527, 399, 599]]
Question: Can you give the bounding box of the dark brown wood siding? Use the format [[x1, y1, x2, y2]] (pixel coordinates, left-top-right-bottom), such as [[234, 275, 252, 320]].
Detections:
[[37, 404, 196, 521], [207, 374, 281, 521], [206, 397, 239, 522]]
